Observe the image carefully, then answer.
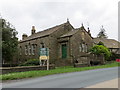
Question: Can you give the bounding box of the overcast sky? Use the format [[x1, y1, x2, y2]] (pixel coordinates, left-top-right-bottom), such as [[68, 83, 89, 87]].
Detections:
[[0, 0, 119, 40]]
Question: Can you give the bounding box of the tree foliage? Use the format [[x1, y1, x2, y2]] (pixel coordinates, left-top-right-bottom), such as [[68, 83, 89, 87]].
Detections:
[[97, 26, 108, 38], [1, 19, 18, 63], [90, 45, 111, 60], [97, 41, 104, 46]]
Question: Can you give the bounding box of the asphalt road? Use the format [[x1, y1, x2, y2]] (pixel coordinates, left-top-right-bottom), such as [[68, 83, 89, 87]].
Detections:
[[2, 67, 118, 88]]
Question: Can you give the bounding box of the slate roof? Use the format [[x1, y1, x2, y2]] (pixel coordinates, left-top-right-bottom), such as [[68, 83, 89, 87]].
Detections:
[[93, 38, 120, 48], [20, 22, 70, 42], [60, 27, 92, 38], [60, 27, 85, 38]]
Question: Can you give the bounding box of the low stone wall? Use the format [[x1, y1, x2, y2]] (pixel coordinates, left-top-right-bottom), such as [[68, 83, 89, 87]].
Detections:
[[75, 63, 90, 67], [55, 58, 73, 66], [1, 65, 55, 74]]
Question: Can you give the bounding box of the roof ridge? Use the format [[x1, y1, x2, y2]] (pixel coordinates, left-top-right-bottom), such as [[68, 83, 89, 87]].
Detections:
[[20, 22, 70, 42], [37, 22, 67, 33]]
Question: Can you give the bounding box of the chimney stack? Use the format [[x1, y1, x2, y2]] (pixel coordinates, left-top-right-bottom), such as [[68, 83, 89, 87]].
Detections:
[[22, 34, 28, 40], [31, 26, 36, 35], [87, 27, 91, 36]]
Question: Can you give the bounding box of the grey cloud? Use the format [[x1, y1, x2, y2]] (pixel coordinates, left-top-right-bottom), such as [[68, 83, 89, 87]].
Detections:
[[0, 0, 118, 40]]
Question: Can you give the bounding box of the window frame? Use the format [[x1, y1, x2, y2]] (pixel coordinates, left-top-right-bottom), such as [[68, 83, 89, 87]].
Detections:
[[25, 45, 28, 55], [28, 44, 31, 55], [31, 44, 35, 55]]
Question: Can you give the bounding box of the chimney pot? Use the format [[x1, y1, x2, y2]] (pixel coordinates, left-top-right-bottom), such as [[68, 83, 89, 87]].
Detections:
[[31, 26, 36, 35], [32, 26, 35, 30]]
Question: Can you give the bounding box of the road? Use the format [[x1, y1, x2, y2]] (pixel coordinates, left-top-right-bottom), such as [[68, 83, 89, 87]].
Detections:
[[2, 67, 118, 88]]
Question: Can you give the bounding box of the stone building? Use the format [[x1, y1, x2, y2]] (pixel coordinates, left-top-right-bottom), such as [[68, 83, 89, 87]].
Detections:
[[93, 38, 120, 54], [57, 25, 93, 66], [19, 21, 93, 66]]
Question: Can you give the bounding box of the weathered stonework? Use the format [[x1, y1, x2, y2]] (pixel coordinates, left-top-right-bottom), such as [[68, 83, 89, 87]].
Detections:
[[1, 65, 55, 74], [18, 21, 103, 66]]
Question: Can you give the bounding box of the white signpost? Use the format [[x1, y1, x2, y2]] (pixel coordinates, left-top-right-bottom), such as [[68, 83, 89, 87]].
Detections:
[[39, 48, 49, 70]]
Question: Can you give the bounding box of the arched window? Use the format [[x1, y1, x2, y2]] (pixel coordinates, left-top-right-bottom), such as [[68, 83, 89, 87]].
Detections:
[[28, 43, 31, 55], [79, 44, 82, 52], [82, 44, 85, 52], [25, 45, 28, 55], [80, 43, 87, 52], [32, 44, 35, 55]]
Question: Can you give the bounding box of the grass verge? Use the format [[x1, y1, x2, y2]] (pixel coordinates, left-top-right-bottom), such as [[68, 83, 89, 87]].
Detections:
[[0, 62, 119, 81]]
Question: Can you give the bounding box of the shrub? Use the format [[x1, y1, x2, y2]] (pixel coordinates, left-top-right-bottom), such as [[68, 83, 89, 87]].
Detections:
[[19, 59, 39, 66], [97, 41, 104, 46], [90, 45, 111, 60], [110, 53, 120, 61]]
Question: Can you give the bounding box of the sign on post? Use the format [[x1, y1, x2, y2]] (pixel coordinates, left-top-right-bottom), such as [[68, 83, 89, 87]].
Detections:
[[39, 48, 49, 70]]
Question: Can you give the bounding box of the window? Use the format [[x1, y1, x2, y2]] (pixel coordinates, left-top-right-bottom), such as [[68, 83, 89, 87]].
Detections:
[[82, 44, 85, 52], [62, 44, 67, 58], [79, 44, 82, 52], [25, 45, 28, 55], [31, 44, 35, 55], [80, 43, 87, 52], [28, 44, 31, 55], [109, 49, 112, 52], [41, 43, 45, 48]]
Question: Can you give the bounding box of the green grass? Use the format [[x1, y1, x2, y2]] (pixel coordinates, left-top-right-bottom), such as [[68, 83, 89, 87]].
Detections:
[[0, 62, 119, 81]]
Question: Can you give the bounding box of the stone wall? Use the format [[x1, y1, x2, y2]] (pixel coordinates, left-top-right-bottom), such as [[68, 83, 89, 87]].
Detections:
[[74, 54, 105, 67], [89, 54, 105, 65], [1, 65, 55, 74]]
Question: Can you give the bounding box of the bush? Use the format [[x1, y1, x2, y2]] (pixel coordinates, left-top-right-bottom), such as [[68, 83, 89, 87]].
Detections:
[[2, 64, 18, 67], [90, 45, 111, 60], [97, 41, 104, 46], [19, 59, 39, 66], [110, 53, 120, 61]]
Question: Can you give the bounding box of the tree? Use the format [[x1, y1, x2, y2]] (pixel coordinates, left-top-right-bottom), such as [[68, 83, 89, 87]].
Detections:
[[97, 41, 104, 46], [1, 19, 18, 64], [97, 26, 108, 38], [90, 45, 111, 60]]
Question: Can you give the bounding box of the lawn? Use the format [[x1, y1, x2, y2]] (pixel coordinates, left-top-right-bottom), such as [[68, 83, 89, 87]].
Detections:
[[0, 62, 119, 81]]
